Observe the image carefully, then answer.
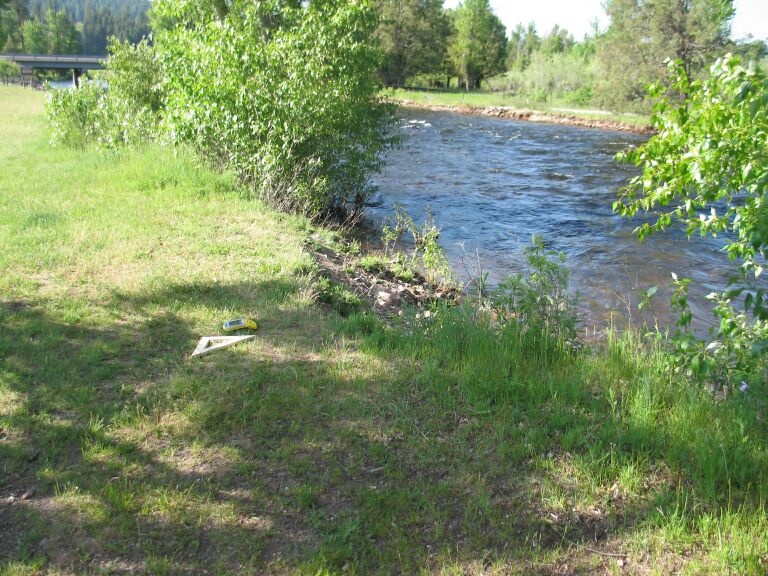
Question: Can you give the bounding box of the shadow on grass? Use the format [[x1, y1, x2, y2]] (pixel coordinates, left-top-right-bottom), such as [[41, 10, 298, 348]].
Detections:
[[1, 285, 767, 574]]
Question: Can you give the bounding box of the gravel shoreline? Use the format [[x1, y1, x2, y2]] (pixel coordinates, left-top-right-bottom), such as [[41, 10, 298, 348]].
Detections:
[[392, 99, 654, 134]]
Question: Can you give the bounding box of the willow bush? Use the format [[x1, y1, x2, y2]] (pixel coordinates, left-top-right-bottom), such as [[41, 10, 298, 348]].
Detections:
[[152, 0, 395, 219], [616, 55, 768, 385], [47, 38, 161, 149]]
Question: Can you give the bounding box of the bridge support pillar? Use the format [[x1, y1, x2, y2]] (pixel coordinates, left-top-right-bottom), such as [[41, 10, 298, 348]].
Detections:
[[21, 66, 33, 87], [72, 68, 83, 88]]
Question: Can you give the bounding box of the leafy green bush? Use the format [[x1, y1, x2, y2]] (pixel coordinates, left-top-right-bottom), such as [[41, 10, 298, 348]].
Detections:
[[0, 60, 20, 77], [152, 0, 395, 219], [47, 80, 107, 148], [485, 51, 596, 105], [104, 37, 163, 117], [47, 38, 161, 149], [616, 55, 768, 385], [491, 235, 579, 343]]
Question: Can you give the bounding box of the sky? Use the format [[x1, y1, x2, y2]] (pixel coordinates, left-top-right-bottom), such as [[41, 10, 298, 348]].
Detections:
[[443, 0, 768, 42]]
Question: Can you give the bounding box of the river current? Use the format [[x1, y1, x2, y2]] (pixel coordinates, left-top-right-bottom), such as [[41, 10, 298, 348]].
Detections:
[[370, 109, 733, 332]]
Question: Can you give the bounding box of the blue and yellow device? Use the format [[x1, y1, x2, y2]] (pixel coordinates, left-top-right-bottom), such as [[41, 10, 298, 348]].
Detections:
[[222, 318, 258, 332]]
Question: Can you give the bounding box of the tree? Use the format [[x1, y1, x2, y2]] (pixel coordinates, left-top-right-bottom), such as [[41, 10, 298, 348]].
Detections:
[[449, 0, 506, 89], [616, 56, 768, 315], [46, 8, 80, 54], [1, 0, 28, 51], [597, 0, 734, 111], [375, 0, 451, 87], [82, 1, 114, 54], [506, 23, 526, 70], [729, 37, 767, 64], [20, 19, 46, 52], [541, 25, 573, 56]]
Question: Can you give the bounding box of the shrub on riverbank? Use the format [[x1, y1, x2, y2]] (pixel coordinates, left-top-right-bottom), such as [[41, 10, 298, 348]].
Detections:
[[615, 55, 768, 389], [47, 38, 160, 149], [152, 0, 394, 219], [46, 1, 394, 220]]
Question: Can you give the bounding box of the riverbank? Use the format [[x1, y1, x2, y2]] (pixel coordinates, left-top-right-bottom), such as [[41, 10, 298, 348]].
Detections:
[[385, 88, 653, 134], [2, 86, 767, 575]]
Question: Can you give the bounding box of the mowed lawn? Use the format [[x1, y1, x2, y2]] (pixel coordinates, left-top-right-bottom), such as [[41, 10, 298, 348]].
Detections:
[[1, 86, 768, 575]]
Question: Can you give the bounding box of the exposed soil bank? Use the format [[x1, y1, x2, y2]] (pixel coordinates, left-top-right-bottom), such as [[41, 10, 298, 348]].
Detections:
[[391, 98, 654, 134], [310, 239, 460, 320]]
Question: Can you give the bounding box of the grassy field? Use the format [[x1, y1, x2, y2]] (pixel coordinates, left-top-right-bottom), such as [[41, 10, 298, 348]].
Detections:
[[1, 86, 767, 575], [383, 88, 652, 129]]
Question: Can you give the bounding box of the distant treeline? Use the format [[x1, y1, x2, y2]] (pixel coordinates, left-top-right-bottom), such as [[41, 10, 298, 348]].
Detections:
[[375, 0, 768, 112], [0, 0, 149, 55], [1, 0, 766, 113]]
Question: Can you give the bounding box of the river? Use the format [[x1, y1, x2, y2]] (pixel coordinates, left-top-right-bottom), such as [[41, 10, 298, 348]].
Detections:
[[370, 109, 734, 333]]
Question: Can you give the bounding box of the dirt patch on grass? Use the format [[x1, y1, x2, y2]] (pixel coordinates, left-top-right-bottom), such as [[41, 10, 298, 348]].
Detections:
[[310, 242, 460, 319]]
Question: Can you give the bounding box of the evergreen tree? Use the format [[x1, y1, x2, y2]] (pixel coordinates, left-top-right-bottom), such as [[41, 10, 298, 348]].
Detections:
[[1, 0, 28, 50], [81, 0, 114, 54], [597, 0, 734, 111], [14, 0, 150, 55]]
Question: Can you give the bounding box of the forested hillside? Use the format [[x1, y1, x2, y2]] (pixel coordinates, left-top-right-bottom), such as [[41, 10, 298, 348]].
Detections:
[[0, 0, 149, 54]]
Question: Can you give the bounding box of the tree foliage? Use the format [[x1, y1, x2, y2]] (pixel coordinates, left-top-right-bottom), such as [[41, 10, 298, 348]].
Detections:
[[448, 0, 506, 89], [151, 0, 394, 218], [0, 0, 27, 51], [616, 56, 768, 280], [615, 52, 768, 364], [374, 0, 451, 87], [0, 0, 149, 55], [20, 8, 79, 53], [47, 38, 160, 147], [610, 54, 768, 381], [597, 0, 734, 112]]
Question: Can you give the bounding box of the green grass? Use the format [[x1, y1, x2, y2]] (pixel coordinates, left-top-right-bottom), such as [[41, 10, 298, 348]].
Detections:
[[383, 88, 652, 129], [1, 86, 767, 575]]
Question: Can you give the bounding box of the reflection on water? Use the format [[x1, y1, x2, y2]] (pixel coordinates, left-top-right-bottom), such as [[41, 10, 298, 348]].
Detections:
[[48, 79, 76, 89], [371, 110, 738, 332]]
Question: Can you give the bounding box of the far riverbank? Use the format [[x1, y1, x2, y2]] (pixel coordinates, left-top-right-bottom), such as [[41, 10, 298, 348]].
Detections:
[[384, 89, 653, 134]]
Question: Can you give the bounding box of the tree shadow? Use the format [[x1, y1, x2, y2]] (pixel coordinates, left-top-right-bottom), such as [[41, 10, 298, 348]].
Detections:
[[1, 286, 766, 574]]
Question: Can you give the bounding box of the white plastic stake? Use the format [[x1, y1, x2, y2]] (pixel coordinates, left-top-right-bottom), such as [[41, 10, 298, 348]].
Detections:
[[191, 335, 256, 358]]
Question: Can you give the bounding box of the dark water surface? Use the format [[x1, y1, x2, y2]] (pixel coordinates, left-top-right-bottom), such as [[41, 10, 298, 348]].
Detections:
[[370, 109, 732, 332]]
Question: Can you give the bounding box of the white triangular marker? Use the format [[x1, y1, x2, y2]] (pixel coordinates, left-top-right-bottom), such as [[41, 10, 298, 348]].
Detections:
[[191, 335, 256, 358]]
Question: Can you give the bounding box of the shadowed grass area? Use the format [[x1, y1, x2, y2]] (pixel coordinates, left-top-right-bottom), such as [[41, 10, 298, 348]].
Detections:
[[1, 86, 767, 575]]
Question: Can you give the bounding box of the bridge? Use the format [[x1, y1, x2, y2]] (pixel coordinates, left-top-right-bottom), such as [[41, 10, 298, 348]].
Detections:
[[0, 53, 105, 86]]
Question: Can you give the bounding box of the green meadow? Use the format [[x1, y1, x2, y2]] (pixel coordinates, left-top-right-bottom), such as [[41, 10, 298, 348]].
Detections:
[[1, 86, 767, 575]]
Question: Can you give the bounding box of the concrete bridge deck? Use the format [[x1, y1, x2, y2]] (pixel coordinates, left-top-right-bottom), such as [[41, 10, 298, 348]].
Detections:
[[0, 54, 105, 87], [0, 53, 105, 70]]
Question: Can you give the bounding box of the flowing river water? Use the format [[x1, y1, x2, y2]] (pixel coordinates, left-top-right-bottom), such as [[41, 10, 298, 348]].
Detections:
[[370, 109, 733, 333]]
